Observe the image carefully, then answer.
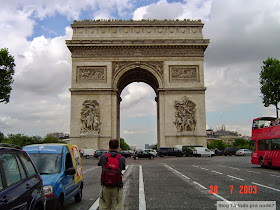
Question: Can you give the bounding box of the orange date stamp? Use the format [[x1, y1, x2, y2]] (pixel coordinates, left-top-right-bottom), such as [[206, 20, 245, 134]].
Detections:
[[209, 185, 257, 194]]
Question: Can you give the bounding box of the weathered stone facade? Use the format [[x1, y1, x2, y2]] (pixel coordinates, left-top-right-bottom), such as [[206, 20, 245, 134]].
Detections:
[[66, 19, 209, 149]]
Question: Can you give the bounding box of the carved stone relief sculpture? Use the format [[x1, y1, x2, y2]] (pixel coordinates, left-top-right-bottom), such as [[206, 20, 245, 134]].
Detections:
[[169, 65, 199, 82], [80, 100, 101, 135], [77, 66, 106, 82], [174, 97, 196, 131]]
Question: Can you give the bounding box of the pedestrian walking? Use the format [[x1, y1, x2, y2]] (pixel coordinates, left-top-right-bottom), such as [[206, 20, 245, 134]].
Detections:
[[98, 139, 126, 210]]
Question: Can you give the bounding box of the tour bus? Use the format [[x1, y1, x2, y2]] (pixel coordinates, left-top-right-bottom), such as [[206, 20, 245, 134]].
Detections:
[[251, 117, 280, 167]]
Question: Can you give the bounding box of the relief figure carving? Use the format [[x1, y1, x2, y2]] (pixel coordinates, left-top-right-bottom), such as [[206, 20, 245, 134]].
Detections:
[[80, 100, 101, 135], [77, 67, 106, 81], [174, 97, 196, 131]]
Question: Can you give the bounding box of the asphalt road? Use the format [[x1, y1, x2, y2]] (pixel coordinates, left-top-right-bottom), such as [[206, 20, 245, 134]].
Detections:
[[63, 155, 280, 210]]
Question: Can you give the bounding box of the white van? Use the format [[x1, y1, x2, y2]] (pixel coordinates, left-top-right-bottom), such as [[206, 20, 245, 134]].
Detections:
[[193, 147, 214, 157], [83, 149, 95, 159]]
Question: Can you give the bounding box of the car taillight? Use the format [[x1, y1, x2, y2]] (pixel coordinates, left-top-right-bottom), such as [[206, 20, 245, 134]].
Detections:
[[43, 185, 54, 197]]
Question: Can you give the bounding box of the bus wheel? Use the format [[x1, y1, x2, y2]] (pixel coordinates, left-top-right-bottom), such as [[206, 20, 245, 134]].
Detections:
[[259, 157, 265, 168]]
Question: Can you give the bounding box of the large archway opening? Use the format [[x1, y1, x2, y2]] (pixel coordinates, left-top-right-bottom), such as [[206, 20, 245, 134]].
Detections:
[[117, 68, 159, 149]]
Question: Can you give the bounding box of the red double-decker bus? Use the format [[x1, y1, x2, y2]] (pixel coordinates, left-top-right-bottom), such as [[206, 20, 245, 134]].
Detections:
[[251, 117, 280, 167]]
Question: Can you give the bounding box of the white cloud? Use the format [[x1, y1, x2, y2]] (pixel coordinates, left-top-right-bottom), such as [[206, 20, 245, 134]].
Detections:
[[133, 0, 211, 21]]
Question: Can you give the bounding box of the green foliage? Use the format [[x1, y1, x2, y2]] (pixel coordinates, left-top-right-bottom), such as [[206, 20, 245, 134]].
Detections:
[[120, 138, 130, 150], [208, 140, 226, 150], [233, 138, 251, 149], [0, 48, 16, 103], [260, 57, 280, 118], [152, 144, 157, 150], [0, 132, 5, 142], [2, 134, 42, 147], [43, 134, 63, 143]]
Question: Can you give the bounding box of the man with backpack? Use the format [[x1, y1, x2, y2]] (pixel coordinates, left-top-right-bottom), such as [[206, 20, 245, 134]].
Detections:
[[98, 139, 126, 210]]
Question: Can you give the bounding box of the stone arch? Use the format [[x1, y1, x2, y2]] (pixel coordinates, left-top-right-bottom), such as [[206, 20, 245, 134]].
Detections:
[[66, 19, 209, 150], [112, 61, 163, 92]]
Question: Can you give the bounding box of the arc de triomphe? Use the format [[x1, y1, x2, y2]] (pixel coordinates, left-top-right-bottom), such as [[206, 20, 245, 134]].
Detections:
[[66, 19, 209, 150]]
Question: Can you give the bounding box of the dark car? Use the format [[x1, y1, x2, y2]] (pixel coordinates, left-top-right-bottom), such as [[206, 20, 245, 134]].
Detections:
[[157, 147, 183, 157], [94, 150, 108, 158], [214, 149, 224, 156], [119, 150, 131, 158], [0, 143, 45, 210], [224, 147, 239, 156], [133, 151, 155, 159]]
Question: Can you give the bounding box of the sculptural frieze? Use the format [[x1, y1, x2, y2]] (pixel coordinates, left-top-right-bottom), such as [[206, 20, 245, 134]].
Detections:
[[170, 65, 199, 81], [112, 61, 163, 78], [77, 66, 106, 82], [174, 97, 196, 132], [71, 47, 204, 58], [80, 100, 101, 135]]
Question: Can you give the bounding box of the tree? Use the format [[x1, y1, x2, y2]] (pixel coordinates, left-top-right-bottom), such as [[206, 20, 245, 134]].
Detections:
[[233, 138, 251, 149], [208, 140, 226, 150], [120, 138, 130, 150], [260, 57, 280, 118], [0, 48, 16, 103]]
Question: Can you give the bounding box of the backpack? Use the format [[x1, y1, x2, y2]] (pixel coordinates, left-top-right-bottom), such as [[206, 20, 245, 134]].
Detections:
[[101, 152, 122, 187]]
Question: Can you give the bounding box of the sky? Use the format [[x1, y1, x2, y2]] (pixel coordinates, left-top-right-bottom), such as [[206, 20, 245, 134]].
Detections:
[[0, 0, 280, 149]]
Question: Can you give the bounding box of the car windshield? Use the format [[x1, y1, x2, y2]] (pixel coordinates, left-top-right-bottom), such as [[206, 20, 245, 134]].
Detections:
[[29, 153, 62, 175]]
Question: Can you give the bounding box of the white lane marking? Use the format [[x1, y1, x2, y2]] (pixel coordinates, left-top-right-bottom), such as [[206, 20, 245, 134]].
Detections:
[[164, 164, 233, 205], [246, 170, 260, 174], [139, 165, 146, 210], [193, 181, 207, 190], [200, 167, 209, 170], [192, 165, 199, 167], [88, 165, 130, 210], [165, 164, 190, 180], [83, 166, 98, 174], [211, 170, 223, 175], [252, 182, 280, 192], [270, 174, 280, 178], [88, 198, 99, 210], [227, 175, 245, 181], [218, 165, 226, 167], [229, 167, 240, 170]]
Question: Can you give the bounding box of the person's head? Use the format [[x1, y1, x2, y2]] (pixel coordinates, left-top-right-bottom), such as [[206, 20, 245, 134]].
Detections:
[[109, 139, 119, 151]]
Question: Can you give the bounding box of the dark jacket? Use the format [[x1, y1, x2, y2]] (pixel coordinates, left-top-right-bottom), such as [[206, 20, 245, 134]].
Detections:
[[98, 151, 126, 187]]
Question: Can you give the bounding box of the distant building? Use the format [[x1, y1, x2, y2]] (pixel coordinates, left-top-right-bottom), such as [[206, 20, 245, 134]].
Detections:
[[206, 125, 245, 145], [145, 144, 156, 149], [48, 132, 70, 139]]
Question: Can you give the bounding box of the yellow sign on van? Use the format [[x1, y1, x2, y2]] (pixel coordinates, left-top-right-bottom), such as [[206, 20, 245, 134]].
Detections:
[[68, 145, 83, 184]]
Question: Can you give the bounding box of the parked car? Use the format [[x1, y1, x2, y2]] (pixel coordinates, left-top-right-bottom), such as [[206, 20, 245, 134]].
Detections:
[[0, 143, 46, 210], [23, 144, 83, 210], [235, 149, 252, 156], [144, 149, 157, 157], [119, 150, 131, 158], [94, 150, 108, 158], [214, 149, 224, 156], [157, 147, 183, 157], [224, 147, 240, 156], [193, 147, 215, 157], [133, 151, 155, 159]]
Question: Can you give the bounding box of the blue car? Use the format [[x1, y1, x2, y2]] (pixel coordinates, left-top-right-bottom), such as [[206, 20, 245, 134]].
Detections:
[[0, 143, 45, 210], [23, 144, 83, 210]]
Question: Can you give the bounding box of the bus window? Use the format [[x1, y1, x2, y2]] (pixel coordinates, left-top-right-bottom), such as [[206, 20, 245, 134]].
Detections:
[[252, 120, 259, 129], [271, 138, 280, 150], [258, 139, 271, 150], [250, 141, 256, 151]]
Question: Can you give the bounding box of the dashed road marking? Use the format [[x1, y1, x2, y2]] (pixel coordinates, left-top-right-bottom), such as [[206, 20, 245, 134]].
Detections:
[[252, 182, 280, 192], [139, 165, 146, 210], [227, 175, 244, 181]]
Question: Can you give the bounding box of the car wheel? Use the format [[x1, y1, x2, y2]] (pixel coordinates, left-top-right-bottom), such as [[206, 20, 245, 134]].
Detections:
[[56, 196, 64, 210], [75, 187, 82, 203], [198, 154, 201, 157], [86, 155, 89, 159]]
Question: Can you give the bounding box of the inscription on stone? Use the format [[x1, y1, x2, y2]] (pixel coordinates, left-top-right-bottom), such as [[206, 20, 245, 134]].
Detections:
[[170, 65, 199, 82], [77, 66, 106, 82]]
